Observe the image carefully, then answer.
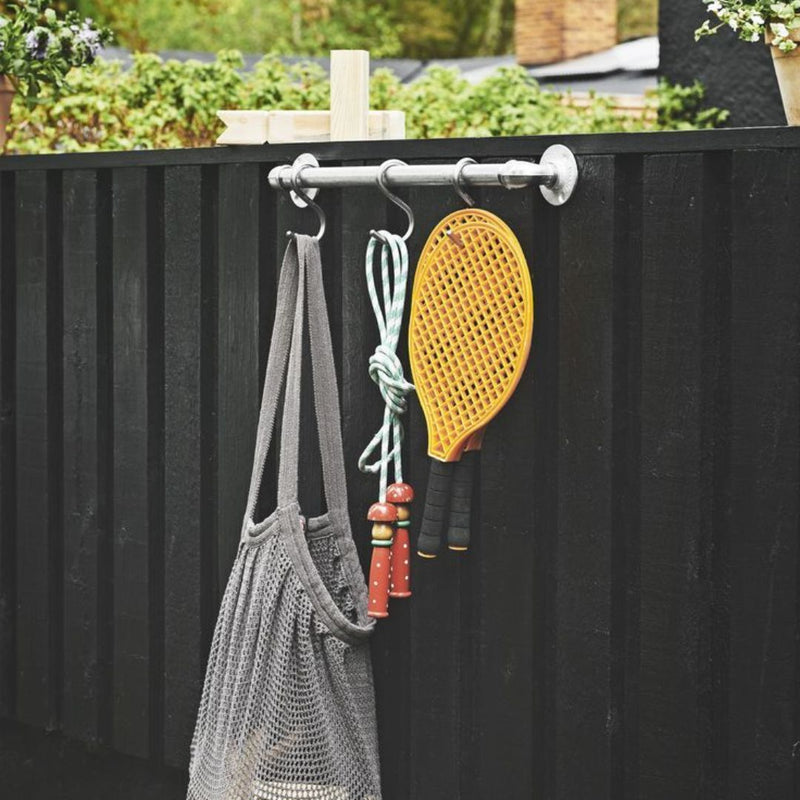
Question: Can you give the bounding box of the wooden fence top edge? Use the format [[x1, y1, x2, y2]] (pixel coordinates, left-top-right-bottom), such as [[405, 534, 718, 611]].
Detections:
[[1, 126, 799, 170]]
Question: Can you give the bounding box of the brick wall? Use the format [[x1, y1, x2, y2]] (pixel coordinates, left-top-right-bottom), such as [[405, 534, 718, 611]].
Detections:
[[515, 0, 618, 66]]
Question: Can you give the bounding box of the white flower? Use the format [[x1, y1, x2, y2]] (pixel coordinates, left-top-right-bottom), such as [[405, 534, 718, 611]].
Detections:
[[752, 13, 765, 24], [709, 1, 722, 11], [25, 28, 53, 60], [76, 22, 102, 57], [728, 17, 739, 30], [772, 22, 790, 36]]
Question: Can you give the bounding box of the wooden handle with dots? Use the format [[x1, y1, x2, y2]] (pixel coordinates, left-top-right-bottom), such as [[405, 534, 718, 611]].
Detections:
[[389, 526, 411, 597], [368, 543, 391, 618]]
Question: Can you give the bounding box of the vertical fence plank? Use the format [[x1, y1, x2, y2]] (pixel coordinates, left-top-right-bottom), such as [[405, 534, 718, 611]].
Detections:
[[406, 177, 466, 800], [61, 169, 101, 744], [336, 170, 413, 800], [611, 153, 643, 800], [699, 150, 732, 800], [111, 167, 152, 758], [462, 182, 539, 800], [553, 155, 616, 799], [728, 149, 800, 800], [215, 163, 260, 591], [0, 171, 15, 718], [15, 169, 61, 730], [199, 165, 218, 655], [162, 165, 203, 768], [638, 153, 708, 798], [96, 169, 114, 747]]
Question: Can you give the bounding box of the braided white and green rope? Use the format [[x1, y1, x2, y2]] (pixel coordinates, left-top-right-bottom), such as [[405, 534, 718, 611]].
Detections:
[[358, 231, 415, 502]]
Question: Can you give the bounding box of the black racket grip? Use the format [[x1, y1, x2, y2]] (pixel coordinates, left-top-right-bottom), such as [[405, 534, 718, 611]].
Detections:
[[447, 451, 477, 551], [417, 459, 453, 558]]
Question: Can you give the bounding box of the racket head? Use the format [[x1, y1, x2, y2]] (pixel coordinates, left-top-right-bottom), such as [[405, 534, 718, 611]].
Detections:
[[409, 208, 534, 462]]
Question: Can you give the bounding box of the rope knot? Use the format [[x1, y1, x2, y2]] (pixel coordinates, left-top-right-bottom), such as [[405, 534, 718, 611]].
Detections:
[[368, 344, 414, 416]]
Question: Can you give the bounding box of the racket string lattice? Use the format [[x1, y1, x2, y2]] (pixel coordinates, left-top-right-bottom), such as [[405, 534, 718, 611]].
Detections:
[[410, 211, 533, 462]]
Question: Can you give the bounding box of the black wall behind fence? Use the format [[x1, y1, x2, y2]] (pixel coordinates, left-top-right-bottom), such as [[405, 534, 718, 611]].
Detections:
[[1, 128, 800, 799], [660, 0, 785, 128]]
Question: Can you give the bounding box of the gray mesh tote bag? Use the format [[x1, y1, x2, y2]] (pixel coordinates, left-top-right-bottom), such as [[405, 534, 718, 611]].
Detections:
[[187, 235, 381, 800]]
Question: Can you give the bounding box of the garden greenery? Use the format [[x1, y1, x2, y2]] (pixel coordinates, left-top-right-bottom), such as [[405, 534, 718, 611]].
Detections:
[[5, 51, 728, 154], [73, 0, 656, 61], [0, 0, 112, 105], [695, 0, 800, 50]]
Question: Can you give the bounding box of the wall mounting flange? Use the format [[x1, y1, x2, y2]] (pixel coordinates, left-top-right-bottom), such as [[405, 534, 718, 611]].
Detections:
[[268, 153, 321, 208], [539, 144, 579, 206]]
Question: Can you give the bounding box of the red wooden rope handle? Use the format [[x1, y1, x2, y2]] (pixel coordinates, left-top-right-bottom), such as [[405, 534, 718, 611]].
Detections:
[[368, 544, 391, 618]]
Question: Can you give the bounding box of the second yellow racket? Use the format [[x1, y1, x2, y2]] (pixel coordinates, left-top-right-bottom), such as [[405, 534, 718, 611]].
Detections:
[[409, 208, 534, 557]]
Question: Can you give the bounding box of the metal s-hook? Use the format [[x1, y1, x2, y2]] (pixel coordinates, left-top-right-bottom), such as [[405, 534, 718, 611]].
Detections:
[[452, 157, 476, 206], [444, 156, 476, 249], [370, 159, 415, 243], [284, 154, 327, 241]]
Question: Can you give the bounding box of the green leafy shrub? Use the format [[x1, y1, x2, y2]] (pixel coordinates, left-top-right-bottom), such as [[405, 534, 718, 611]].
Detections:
[[655, 78, 729, 129], [5, 52, 728, 154], [74, 0, 404, 59], [74, 0, 512, 60], [619, 0, 659, 41], [0, 0, 112, 104]]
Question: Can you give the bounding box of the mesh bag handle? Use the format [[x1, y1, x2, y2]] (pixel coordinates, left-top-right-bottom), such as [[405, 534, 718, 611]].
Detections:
[[243, 235, 348, 530], [243, 237, 300, 526]]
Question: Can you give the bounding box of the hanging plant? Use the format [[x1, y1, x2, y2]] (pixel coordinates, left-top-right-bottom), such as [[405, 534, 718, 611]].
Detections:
[[695, 1, 800, 124], [0, 0, 112, 149], [696, 1, 800, 50]]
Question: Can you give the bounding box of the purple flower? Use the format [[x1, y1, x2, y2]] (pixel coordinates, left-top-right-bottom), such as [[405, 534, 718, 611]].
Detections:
[[25, 28, 52, 61], [76, 21, 102, 61]]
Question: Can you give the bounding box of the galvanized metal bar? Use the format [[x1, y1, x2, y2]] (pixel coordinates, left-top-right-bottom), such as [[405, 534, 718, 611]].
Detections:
[[267, 146, 579, 206]]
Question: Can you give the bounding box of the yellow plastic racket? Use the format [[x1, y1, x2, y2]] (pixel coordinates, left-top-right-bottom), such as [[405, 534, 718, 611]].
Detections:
[[409, 208, 534, 556]]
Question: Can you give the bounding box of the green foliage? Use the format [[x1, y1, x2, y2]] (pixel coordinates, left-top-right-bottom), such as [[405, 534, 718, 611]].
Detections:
[[5, 53, 728, 154], [618, 0, 659, 41], [74, 0, 514, 60], [75, 0, 404, 58], [695, 0, 800, 51], [0, 0, 112, 105], [655, 78, 729, 129], [373, 67, 728, 139]]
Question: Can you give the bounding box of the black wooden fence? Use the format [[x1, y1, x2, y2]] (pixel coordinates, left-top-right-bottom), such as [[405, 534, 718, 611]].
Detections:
[[2, 128, 800, 799]]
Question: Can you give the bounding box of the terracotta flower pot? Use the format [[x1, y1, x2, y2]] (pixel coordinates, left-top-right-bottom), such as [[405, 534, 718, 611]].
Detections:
[[767, 29, 800, 125], [0, 76, 14, 150]]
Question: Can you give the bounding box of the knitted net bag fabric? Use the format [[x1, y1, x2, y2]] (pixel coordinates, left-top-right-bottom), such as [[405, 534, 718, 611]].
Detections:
[[187, 235, 381, 800]]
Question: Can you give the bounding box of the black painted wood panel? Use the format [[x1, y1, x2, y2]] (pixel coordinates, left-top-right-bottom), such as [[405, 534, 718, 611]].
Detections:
[[162, 165, 204, 768], [639, 153, 707, 798], [214, 163, 260, 593], [728, 149, 800, 800], [468, 180, 539, 800], [554, 155, 616, 799], [61, 169, 102, 744], [405, 174, 465, 800], [111, 166, 162, 759], [0, 133, 798, 800], [0, 171, 16, 720], [15, 169, 61, 731]]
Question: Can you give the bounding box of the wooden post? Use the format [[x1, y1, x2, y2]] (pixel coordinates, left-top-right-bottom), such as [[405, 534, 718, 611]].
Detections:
[[216, 49, 404, 145], [330, 50, 370, 141]]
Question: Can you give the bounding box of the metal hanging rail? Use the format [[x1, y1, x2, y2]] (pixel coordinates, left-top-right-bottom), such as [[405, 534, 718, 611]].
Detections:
[[267, 145, 579, 207]]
